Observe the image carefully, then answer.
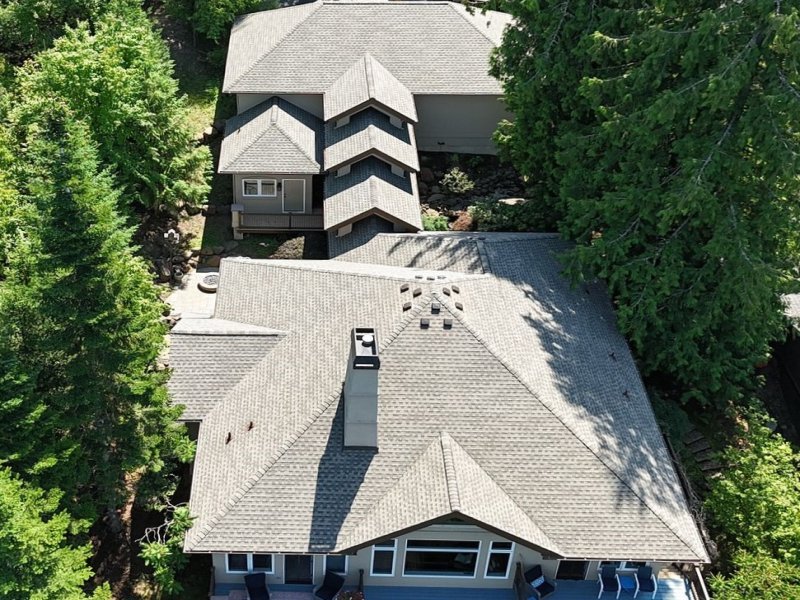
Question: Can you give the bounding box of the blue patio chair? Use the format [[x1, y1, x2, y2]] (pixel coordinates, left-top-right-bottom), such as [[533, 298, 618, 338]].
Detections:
[[244, 572, 270, 600], [597, 566, 621, 599], [314, 570, 345, 600], [524, 564, 557, 599], [634, 566, 658, 599]]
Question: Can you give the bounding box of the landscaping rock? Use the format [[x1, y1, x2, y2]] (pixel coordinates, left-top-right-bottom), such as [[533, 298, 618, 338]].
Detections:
[[223, 240, 239, 252], [499, 197, 526, 206], [419, 167, 435, 183], [204, 255, 222, 268], [428, 193, 446, 203]]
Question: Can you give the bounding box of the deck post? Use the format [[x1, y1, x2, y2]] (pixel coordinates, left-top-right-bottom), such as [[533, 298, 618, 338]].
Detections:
[[231, 203, 244, 240]]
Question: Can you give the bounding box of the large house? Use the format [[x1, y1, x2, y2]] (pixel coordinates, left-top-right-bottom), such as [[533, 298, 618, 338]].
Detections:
[[217, 1, 513, 241], [170, 233, 710, 599]]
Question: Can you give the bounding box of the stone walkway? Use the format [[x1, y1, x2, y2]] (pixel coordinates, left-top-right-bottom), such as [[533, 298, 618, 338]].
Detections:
[[167, 267, 218, 318]]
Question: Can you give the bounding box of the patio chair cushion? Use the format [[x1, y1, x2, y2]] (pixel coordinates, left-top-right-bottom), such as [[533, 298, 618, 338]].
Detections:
[[524, 565, 544, 584], [535, 580, 556, 597], [314, 570, 345, 600], [244, 572, 270, 600], [601, 566, 619, 591], [530, 575, 545, 588], [637, 566, 656, 592]]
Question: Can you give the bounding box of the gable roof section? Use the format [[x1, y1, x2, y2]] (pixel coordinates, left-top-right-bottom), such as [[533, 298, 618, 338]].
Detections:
[[219, 97, 323, 174], [324, 53, 418, 123], [180, 242, 709, 562], [323, 158, 422, 231], [224, 1, 511, 94]]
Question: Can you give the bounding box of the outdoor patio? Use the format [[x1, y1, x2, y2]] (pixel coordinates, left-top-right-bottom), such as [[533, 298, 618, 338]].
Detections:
[[212, 574, 696, 600]]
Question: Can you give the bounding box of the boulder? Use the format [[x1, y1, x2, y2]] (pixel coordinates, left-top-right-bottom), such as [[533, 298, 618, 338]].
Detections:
[[498, 197, 526, 206], [419, 167, 435, 183], [204, 255, 222, 268], [428, 193, 446, 204], [418, 181, 429, 195], [223, 240, 239, 252]]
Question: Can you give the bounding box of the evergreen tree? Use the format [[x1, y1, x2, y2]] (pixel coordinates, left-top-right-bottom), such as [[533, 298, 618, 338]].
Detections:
[[0, 467, 110, 600], [15, 3, 210, 213], [166, 0, 278, 43], [710, 552, 800, 600], [493, 0, 800, 405], [0, 104, 192, 518]]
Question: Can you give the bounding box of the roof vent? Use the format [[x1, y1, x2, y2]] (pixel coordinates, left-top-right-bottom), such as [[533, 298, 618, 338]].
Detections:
[[443, 318, 453, 329], [415, 274, 423, 279], [247, 421, 254, 431], [452, 285, 461, 294], [344, 328, 380, 448], [225, 432, 232, 444], [442, 287, 451, 296], [420, 318, 430, 329], [437, 275, 446, 280], [431, 302, 441, 314], [426, 275, 436, 281], [455, 302, 464, 311], [413, 288, 422, 297], [402, 301, 412, 311], [400, 283, 410, 293]]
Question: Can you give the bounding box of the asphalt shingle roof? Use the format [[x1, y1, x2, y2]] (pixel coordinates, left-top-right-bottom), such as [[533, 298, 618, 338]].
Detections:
[[219, 97, 323, 174], [324, 53, 418, 123], [177, 235, 708, 564], [223, 1, 511, 94], [323, 158, 422, 231], [324, 112, 420, 173]]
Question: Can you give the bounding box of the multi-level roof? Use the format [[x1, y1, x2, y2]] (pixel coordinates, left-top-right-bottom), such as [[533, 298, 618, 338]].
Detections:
[[223, 1, 512, 94], [173, 233, 708, 563]]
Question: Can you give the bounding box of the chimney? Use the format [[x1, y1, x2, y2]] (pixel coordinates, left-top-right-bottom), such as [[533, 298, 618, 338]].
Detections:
[[344, 328, 380, 448]]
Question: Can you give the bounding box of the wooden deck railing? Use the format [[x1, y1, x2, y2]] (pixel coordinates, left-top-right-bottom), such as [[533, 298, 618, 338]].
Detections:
[[239, 212, 324, 231]]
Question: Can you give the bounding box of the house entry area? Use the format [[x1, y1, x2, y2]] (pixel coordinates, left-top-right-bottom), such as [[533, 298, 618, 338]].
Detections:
[[284, 555, 313, 584]]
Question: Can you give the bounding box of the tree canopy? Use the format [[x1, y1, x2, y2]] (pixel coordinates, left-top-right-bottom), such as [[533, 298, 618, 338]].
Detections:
[[166, 0, 278, 43], [0, 105, 191, 518], [15, 3, 210, 213], [0, 467, 110, 600], [492, 0, 800, 405]]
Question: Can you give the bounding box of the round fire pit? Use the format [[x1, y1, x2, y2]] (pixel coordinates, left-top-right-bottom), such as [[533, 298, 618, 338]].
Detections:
[[197, 273, 219, 293]]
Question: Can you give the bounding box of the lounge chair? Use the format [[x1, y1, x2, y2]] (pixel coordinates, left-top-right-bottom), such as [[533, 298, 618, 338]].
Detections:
[[524, 564, 557, 599], [244, 572, 270, 600], [314, 570, 346, 600], [634, 566, 658, 599], [598, 566, 621, 599]]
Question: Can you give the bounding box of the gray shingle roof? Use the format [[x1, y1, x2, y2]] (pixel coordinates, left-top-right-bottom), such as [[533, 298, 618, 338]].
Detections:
[[325, 119, 419, 173], [178, 236, 708, 563], [223, 1, 511, 94], [219, 97, 323, 174], [323, 158, 422, 231], [168, 319, 284, 421], [324, 53, 418, 123]]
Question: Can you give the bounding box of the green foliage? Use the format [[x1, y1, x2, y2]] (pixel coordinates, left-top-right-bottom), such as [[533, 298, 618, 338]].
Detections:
[[705, 411, 800, 565], [0, 468, 110, 600], [422, 213, 450, 231], [493, 0, 800, 406], [0, 0, 112, 61], [468, 199, 550, 232], [440, 166, 475, 195], [139, 505, 193, 598], [0, 107, 190, 517], [167, 0, 279, 43], [710, 551, 800, 600], [15, 4, 211, 212]]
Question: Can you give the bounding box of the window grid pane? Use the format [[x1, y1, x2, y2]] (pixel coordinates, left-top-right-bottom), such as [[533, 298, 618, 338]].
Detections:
[[372, 550, 394, 575], [404, 550, 478, 577], [261, 180, 276, 196], [227, 554, 248, 572], [326, 555, 347, 574], [486, 552, 511, 577], [252, 554, 272, 572], [243, 181, 259, 196]]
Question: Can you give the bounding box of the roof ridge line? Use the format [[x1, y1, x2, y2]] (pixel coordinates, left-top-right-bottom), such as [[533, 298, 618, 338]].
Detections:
[[187, 381, 343, 551], [439, 432, 461, 512], [273, 119, 320, 169], [364, 54, 376, 97], [228, 2, 324, 91], [434, 297, 700, 559]]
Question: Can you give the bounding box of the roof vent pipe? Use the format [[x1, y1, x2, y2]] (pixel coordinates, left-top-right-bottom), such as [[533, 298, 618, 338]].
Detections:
[[344, 328, 380, 448]]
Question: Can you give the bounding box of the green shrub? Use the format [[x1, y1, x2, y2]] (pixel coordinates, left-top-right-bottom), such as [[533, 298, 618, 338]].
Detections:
[[168, 0, 279, 43], [422, 214, 449, 231], [468, 199, 550, 232], [710, 552, 800, 600], [440, 167, 475, 195]]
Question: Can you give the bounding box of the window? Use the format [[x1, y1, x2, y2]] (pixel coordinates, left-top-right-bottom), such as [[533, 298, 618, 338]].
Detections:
[[485, 541, 514, 578], [371, 539, 396, 576], [242, 179, 276, 197], [403, 540, 480, 577], [227, 554, 248, 572], [600, 561, 647, 571], [325, 555, 348, 575], [226, 553, 274, 574], [252, 554, 273, 573]]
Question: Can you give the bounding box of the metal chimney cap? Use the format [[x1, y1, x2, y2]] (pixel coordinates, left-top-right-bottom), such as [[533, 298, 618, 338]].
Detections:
[[362, 334, 375, 346]]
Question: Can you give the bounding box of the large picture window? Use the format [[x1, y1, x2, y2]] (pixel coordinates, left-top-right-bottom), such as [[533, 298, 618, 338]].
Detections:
[[324, 554, 348, 575], [242, 178, 277, 197], [371, 539, 396, 576], [403, 540, 480, 577], [485, 541, 514, 578]]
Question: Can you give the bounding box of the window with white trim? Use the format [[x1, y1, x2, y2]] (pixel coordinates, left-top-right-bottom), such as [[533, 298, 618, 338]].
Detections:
[[226, 553, 274, 574], [324, 554, 348, 575], [403, 540, 480, 577], [242, 179, 277, 197], [599, 561, 647, 571], [485, 541, 514, 578], [371, 539, 396, 576]]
